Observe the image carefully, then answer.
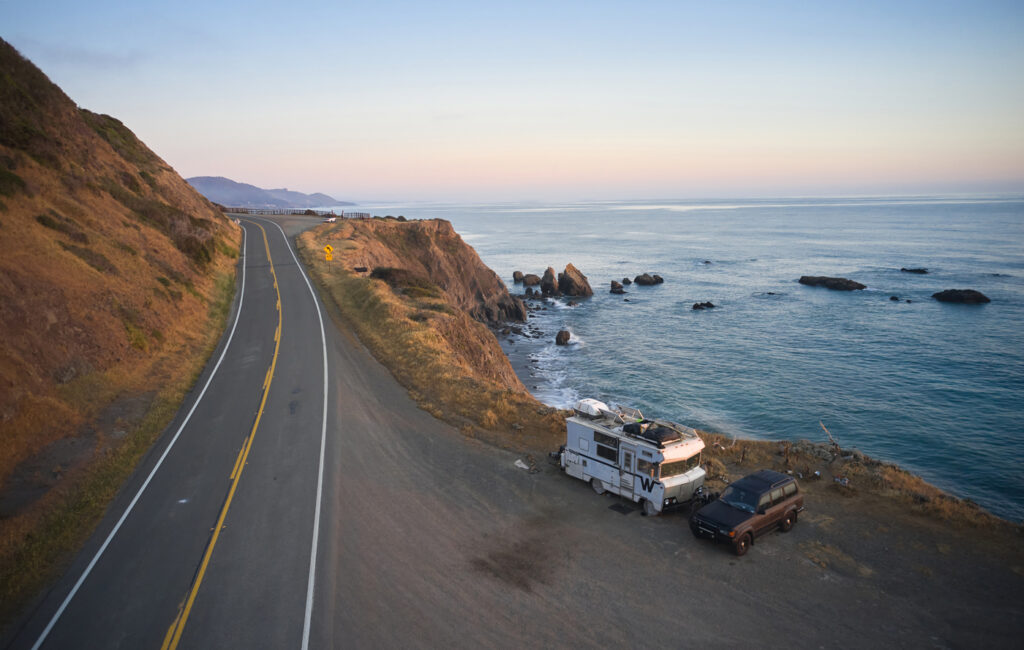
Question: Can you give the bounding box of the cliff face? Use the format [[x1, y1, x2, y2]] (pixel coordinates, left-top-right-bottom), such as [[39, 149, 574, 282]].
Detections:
[[337, 218, 526, 325], [0, 39, 239, 493], [312, 218, 526, 391]]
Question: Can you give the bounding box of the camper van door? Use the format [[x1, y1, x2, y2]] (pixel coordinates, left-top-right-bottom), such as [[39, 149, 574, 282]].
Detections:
[[619, 444, 635, 493]]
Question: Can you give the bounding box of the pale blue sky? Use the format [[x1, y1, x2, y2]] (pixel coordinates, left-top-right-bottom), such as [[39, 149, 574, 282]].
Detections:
[[2, 0, 1022, 200]]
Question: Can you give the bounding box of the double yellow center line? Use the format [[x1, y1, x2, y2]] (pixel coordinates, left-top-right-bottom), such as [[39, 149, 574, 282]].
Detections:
[[162, 220, 281, 650]]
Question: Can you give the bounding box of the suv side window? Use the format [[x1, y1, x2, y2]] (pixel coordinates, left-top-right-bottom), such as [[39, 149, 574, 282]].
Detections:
[[783, 482, 797, 497], [770, 488, 784, 505], [757, 493, 771, 510]]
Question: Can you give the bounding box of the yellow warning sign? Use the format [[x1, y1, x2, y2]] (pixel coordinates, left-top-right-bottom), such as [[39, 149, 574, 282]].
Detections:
[[325, 251, 333, 261], [323, 244, 334, 254]]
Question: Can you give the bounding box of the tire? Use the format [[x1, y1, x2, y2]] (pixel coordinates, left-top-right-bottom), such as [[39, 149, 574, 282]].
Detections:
[[591, 478, 605, 495], [689, 522, 701, 538], [733, 533, 752, 556], [642, 499, 658, 517], [780, 511, 796, 533]]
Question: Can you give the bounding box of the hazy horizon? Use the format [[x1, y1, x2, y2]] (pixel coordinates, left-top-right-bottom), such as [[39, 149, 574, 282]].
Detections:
[[3, 0, 1022, 201]]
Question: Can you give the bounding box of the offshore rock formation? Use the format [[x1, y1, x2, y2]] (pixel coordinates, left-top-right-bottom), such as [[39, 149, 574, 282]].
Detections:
[[557, 264, 593, 297], [932, 289, 990, 304], [798, 276, 866, 291]]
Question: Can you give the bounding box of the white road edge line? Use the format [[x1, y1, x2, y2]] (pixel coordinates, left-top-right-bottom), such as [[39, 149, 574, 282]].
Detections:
[[31, 227, 249, 650], [258, 219, 328, 650]]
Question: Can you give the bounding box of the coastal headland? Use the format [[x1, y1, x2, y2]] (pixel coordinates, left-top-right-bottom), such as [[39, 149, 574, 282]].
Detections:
[[298, 214, 1023, 645]]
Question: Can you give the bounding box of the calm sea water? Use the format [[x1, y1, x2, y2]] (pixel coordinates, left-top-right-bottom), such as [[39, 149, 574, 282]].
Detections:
[[348, 198, 1024, 521]]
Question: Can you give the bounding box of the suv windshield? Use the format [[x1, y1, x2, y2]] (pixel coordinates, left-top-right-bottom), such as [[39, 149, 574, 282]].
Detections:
[[720, 485, 760, 513]]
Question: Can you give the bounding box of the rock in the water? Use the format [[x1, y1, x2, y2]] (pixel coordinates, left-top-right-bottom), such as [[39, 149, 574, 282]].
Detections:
[[558, 263, 593, 297], [541, 267, 559, 296], [567, 300, 579, 307], [890, 295, 900, 301], [798, 276, 866, 291], [610, 280, 625, 294], [634, 273, 663, 286], [513, 270, 524, 283], [622, 277, 632, 285], [525, 287, 536, 297], [692, 301, 715, 310], [522, 273, 541, 286], [932, 289, 990, 304], [555, 330, 571, 345], [900, 267, 928, 274]]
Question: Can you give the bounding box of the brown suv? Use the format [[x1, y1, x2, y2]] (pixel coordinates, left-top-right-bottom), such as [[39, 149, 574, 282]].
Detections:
[[689, 469, 804, 556]]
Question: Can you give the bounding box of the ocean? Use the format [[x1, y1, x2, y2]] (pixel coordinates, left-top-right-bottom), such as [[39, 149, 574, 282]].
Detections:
[[345, 197, 1024, 522]]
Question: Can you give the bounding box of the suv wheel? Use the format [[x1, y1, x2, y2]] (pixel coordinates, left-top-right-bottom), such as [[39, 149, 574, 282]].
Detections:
[[780, 511, 796, 533], [734, 533, 751, 556]]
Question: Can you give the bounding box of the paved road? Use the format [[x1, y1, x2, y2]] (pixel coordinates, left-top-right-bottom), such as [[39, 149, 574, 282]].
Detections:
[[7, 215, 1021, 649]]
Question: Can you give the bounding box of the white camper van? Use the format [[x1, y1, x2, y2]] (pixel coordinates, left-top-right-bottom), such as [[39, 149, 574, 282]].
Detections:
[[560, 399, 706, 516]]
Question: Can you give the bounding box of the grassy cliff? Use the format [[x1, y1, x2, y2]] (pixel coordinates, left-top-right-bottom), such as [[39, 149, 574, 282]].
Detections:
[[0, 39, 241, 622]]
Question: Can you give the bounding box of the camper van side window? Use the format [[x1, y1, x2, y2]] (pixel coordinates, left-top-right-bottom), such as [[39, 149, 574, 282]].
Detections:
[[596, 444, 617, 463], [637, 459, 657, 478], [578, 438, 590, 452], [593, 432, 618, 449]]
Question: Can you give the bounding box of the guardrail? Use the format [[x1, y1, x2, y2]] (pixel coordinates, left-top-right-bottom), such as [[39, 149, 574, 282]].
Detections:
[[221, 207, 338, 216]]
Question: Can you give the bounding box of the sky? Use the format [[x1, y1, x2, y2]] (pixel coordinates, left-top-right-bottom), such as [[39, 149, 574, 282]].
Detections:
[[2, 0, 1023, 201]]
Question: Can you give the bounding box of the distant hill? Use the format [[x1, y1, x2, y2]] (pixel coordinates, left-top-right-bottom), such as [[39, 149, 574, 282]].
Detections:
[[186, 176, 352, 208]]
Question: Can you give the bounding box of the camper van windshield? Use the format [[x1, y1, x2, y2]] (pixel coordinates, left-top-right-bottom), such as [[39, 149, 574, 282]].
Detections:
[[659, 453, 701, 478]]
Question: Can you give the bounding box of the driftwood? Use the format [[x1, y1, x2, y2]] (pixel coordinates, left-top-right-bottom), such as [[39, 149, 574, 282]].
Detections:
[[820, 420, 842, 457]]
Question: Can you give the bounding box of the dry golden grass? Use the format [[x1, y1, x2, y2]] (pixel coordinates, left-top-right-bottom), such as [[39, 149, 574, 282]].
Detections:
[[298, 224, 566, 451]]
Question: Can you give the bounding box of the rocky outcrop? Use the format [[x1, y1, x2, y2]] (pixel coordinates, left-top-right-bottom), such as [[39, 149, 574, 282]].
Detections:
[[540, 267, 559, 296], [513, 271, 524, 283], [610, 280, 625, 294], [798, 276, 866, 291], [932, 289, 990, 304], [622, 277, 632, 285], [558, 264, 593, 297], [901, 267, 928, 274], [634, 273, 664, 286], [522, 274, 541, 287], [328, 218, 526, 324], [555, 330, 571, 345]]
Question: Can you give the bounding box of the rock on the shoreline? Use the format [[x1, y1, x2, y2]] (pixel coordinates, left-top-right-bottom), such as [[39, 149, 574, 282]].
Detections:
[[798, 276, 866, 291], [610, 280, 625, 294], [512, 271, 524, 283], [558, 263, 593, 297], [932, 289, 990, 304], [555, 330, 571, 345], [900, 267, 928, 274], [634, 273, 664, 286], [540, 267, 559, 296], [522, 273, 541, 287]]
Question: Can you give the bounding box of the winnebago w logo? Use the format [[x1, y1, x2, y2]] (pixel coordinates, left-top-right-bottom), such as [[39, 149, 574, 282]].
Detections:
[[639, 477, 656, 492]]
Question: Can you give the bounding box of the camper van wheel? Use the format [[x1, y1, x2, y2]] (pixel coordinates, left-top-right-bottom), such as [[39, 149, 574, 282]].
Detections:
[[642, 500, 658, 517], [590, 479, 606, 495]]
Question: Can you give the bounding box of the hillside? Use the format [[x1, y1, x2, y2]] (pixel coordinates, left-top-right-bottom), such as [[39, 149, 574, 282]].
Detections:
[[298, 217, 562, 440], [0, 38, 240, 617], [186, 175, 351, 208]]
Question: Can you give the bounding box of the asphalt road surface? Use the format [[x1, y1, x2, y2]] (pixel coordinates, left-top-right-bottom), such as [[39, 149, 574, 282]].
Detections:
[[7, 215, 1021, 649]]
